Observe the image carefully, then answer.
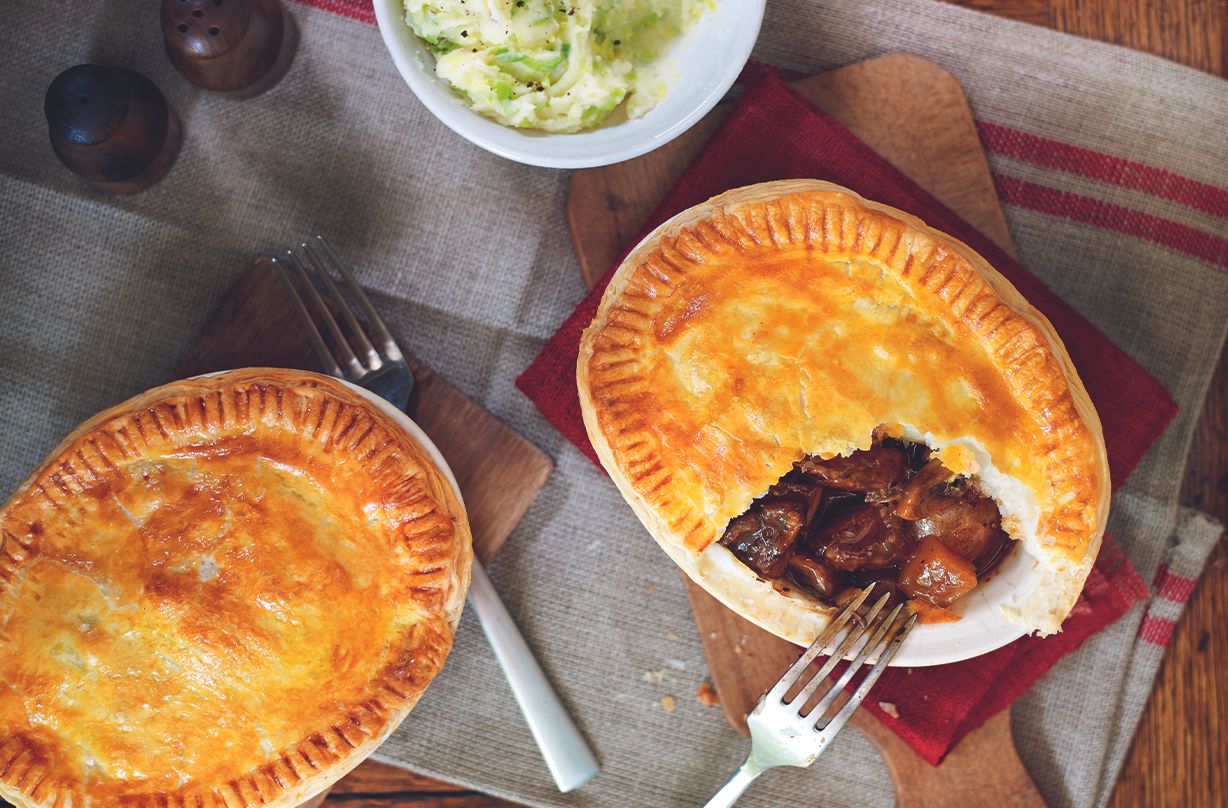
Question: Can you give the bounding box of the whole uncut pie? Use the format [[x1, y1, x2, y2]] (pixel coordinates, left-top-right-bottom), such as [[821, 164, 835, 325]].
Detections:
[[0, 369, 472, 808], [578, 180, 1109, 652]]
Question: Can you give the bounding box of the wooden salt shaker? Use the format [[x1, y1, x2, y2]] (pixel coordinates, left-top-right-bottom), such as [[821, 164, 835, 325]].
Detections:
[[44, 65, 182, 194], [162, 0, 298, 99]]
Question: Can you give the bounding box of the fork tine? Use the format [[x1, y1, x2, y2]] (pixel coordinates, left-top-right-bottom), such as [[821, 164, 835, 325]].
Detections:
[[813, 610, 916, 737], [313, 235, 403, 361], [802, 601, 907, 725], [273, 258, 343, 378], [282, 248, 365, 379], [765, 586, 875, 702], [300, 240, 382, 370], [783, 591, 893, 709]]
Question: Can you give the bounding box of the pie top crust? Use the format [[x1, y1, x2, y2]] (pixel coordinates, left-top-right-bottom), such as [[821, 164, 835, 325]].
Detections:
[[578, 180, 1109, 639], [0, 369, 472, 808]]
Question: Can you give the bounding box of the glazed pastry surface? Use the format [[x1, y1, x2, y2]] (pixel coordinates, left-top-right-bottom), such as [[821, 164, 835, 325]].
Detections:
[[0, 369, 471, 808], [578, 180, 1108, 639]]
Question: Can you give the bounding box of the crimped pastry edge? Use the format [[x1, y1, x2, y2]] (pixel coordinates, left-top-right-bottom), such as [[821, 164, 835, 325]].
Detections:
[[578, 179, 1110, 646], [0, 368, 473, 808]]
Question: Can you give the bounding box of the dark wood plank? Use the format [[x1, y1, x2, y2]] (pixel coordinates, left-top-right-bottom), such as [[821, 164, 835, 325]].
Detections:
[[945, 0, 1052, 26], [945, 0, 1227, 76], [1049, 0, 1226, 76]]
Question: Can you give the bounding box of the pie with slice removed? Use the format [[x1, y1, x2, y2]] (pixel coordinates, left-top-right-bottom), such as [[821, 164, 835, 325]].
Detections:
[[578, 180, 1109, 644]]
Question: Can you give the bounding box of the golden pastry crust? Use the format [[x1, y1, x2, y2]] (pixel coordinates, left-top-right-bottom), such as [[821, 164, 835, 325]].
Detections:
[[0, 369, 472, 808], [578, 180, 1109, 640]]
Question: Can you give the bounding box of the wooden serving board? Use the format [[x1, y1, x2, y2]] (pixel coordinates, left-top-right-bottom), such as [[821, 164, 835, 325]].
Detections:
[[568, 53, 1044, 807], [177, 257, 553, 566]]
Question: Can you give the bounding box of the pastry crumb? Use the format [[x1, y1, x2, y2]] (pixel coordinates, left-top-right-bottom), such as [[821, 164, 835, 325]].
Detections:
[[642, 668, 667, 684], [660, 695, 676, 712], [878, 701, 899, 719], [666, 631, 678, 641], [708, 631, 718, 640], [697, 681, 719, 707], [647, 583, 654, 594]]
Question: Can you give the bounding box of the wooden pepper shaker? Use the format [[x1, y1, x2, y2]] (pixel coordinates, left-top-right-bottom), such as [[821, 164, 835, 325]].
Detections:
[[162, 0, 298, 98], [44, 65, 182, 194]]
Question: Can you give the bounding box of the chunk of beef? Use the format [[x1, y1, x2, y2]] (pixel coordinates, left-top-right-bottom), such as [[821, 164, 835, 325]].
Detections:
[[767, 471, 825, 526], [969, 527, 1012, 577], [786, 553, 840, 599], [796, 447, 907, 493], [916, 493, 1010, 574], [810, 489, 861, 530], [894, 458, 965, 520], [898, 536, 978, 608], [814, 503, 914, 571], [720, 500, 805, 579]]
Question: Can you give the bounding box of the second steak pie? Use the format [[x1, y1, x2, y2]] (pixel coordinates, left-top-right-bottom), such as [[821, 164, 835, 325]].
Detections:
[[0, 369, 471, 808], [578, 180, 1109, 647]]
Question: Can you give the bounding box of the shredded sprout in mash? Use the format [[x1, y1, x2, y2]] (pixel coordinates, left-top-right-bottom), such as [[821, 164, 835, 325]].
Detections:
[[404, 0, 713, 132]]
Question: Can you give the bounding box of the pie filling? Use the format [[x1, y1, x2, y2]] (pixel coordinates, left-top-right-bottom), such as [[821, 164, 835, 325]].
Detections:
[[718, 431, 1015, 621]]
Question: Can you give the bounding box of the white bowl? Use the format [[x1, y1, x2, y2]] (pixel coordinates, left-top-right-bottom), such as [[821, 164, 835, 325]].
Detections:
[[373, 0, 767, 168]]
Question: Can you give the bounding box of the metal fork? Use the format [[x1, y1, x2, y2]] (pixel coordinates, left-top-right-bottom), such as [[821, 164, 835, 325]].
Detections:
[[704, 586, 917, 807], [273, 236, 599, 793]]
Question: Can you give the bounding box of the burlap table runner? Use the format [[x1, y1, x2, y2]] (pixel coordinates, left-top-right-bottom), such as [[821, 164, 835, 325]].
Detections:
[[0, 1, 1224, 807]]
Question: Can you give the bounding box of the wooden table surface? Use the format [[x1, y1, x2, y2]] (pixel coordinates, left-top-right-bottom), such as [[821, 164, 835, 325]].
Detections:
[[332, 2, 1226, 806]]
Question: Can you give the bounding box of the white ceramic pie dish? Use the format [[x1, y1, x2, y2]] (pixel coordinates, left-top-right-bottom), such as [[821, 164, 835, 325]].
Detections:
[[372, 0, 767, 168], [578, 180, 1108, 668]]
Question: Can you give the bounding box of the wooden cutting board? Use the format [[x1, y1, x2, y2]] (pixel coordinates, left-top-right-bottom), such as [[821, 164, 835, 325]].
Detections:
[[568, 53, 1044, 807], [176, 257, 553, 566]]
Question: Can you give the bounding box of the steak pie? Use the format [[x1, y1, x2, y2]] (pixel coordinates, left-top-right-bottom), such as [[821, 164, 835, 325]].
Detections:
[[0, 369, 472, 808], [578, 180, 1109, 645]]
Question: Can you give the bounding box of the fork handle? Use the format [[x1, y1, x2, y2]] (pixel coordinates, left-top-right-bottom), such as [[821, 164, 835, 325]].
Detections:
[[467, 561, 599, 792], [704, 758, 766, 808]]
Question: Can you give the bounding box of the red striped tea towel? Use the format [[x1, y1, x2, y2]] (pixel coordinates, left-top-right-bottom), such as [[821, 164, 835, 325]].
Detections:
[[515, 67, 1177, 763]]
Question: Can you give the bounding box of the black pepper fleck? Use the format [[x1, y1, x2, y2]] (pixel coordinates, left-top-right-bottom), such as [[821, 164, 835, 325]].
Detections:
[[461, 30, 468, 37], [613, 39, 621, 46]]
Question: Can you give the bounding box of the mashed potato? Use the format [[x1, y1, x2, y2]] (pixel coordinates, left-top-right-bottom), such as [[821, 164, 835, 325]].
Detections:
[[405, 0, 712, 132]]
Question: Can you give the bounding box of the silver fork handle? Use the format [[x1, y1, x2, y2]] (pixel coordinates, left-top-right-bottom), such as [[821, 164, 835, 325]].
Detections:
[[704, 758, 767, 808], [467, 561, 599, 792]]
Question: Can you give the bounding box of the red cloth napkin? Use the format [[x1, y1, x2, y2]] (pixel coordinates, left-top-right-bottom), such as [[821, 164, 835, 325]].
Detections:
[[516, 67, 1176, 763]]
